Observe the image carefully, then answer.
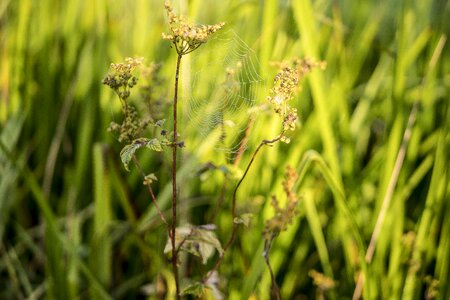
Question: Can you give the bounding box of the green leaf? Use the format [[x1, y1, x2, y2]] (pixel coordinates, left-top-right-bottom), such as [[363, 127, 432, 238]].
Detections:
[[195, 229, 223, 264], [234, 213, 253, 227], [181, 281, 204, 296], [145, 138, 163, 152], [164, 225, 223, 264], [119, 142, 142, 171], [120, 138, 163, 171]]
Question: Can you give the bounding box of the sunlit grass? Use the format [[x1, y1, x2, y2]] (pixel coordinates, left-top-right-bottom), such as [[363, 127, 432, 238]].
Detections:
[[1, 0, 449, 299]]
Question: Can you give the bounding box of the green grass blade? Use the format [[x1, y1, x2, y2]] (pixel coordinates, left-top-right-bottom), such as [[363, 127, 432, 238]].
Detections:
[[0, 140, 112, 300], [402, 85, 450, 300], [295, 150, 369, 297], [302, 189, 336, 299], [292, 0, 342, 180], [89, 144, 113, 298]]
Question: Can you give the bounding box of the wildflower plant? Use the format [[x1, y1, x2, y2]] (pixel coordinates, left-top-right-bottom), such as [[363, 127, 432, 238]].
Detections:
[[102, 1, 325, 298]]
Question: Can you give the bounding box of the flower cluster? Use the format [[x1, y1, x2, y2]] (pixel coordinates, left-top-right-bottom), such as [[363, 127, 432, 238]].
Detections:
[[103, 57, 151, 143], [267, 58, 326, 142], [102, 57, 144, 100], [263, 166, 299, 240], [162, 0, 225, 55]]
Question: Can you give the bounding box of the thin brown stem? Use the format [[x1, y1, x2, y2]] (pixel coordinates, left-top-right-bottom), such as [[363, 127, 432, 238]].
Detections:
[[131, 156, 171, 237], [231, 133, 284, 217], [204, 132, 284, 282], [171, 53, 183, 299], [263, 237, 281, 300]]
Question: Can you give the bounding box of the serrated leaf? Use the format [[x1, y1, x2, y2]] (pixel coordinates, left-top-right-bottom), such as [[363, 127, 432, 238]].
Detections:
[[145, 138, 163, 152], [119, 138, 151, 171], [164, 226, 192, 253], [195, 229, 224, 259], [233, 213, 253, 227], [164, 225, 223, 264], [120, 145, 134, 171], [119, 144, 140, 171], [119, 137, 164, 171], [181, 281, 204, 296]]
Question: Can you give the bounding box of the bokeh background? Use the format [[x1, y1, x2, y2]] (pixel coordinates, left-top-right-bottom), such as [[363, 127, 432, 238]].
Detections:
[[1, 0, 449, 299]]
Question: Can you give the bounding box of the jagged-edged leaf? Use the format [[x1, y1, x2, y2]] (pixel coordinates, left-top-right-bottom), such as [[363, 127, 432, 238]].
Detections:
[[146, 138, 163, 152], [164, 225, 223, 264], [233, 213, 253, 227], [195, 229, 224, 261], [164, 226, 192, 253], [181, 281, 204, 297], [120, 141, 144, 171], [120, 138, 163, 171]]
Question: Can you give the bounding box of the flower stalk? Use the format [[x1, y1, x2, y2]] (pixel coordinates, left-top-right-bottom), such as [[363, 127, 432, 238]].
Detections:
[[171, 53, 182, 298], [162, 1, 225, 297]]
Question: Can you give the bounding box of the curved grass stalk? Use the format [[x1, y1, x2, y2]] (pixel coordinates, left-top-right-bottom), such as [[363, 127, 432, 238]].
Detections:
[[293, 150, 369, 299]]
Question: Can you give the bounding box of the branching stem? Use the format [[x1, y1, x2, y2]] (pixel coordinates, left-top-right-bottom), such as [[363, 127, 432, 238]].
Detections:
[[131, 156, 171, 237], [204, 132, 285, 282]]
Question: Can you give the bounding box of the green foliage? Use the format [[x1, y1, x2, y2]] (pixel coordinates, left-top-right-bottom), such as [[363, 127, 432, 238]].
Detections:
[[164, 225, 223, 265], [180, 281, 204, 297], [120, 138, 165, 171], [1, 0, 449, 299]]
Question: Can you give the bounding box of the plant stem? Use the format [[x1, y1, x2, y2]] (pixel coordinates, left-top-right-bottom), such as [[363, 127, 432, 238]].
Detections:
[[131, 156, 171, 237], [204, 133, 284, 281], [263, 237, 281, 300], [171, 53, 182, 299], [231, 134, 284, 218]]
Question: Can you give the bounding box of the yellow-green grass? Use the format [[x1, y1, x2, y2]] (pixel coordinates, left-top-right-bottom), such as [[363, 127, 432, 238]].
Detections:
[[1, 0, 449, 299]]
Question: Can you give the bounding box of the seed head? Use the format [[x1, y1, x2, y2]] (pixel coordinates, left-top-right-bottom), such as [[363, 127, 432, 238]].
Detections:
[[267, 57, 325, 141], [102, 57, 144, 100], [162, 0, 225, 55]]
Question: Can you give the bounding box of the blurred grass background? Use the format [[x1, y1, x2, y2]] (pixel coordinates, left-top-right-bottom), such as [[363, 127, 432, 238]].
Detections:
[[1, 0, 449, 299]]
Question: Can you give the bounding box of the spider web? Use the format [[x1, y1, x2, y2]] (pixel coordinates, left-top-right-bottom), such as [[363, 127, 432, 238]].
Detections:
[[182, 30, 264, 161]]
